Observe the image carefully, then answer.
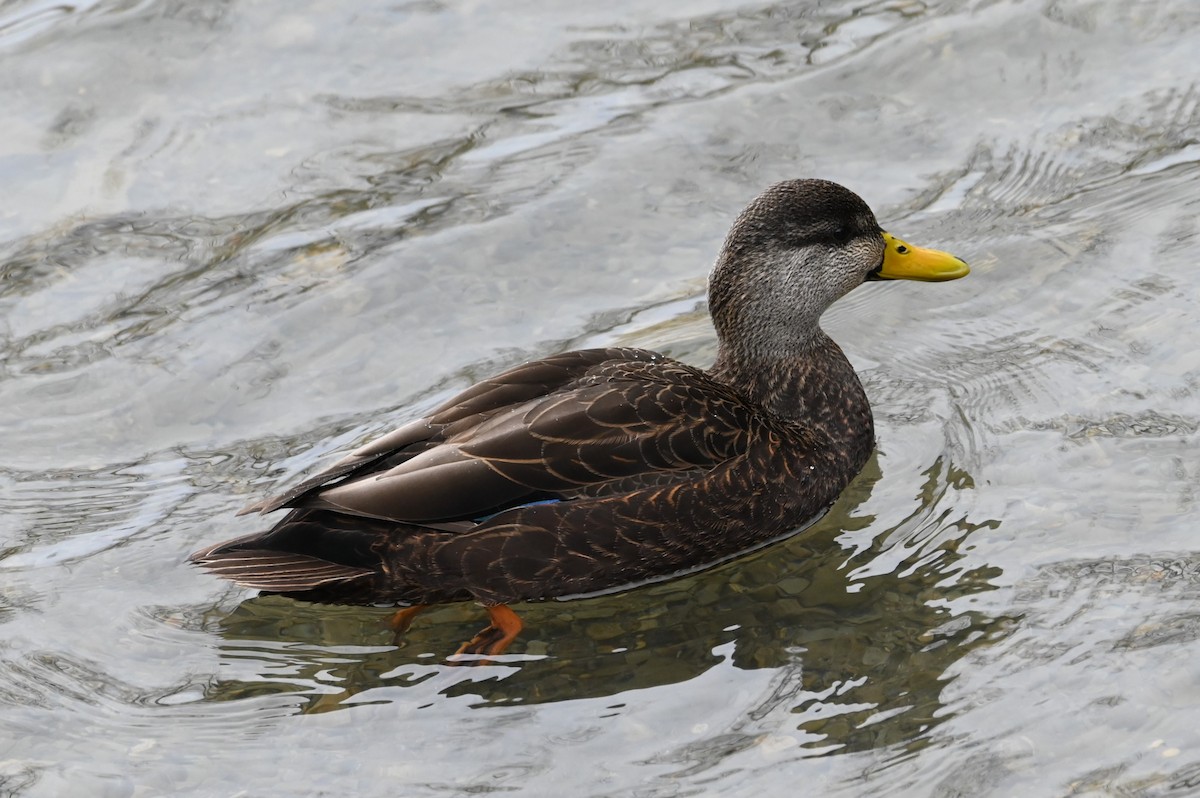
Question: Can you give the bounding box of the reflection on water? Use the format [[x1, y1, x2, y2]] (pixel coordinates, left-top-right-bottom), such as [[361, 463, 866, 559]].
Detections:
[[203, 453, 1012, 757], [3, 0, 1200, 794]]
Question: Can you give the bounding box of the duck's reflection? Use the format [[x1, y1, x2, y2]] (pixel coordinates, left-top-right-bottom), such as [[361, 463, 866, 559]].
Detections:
[[201, 452, 1012, 756]]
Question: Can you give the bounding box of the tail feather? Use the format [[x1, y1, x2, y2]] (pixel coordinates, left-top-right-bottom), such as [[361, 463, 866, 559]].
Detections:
[[190, 545, 372, 592], [189, 510, 382, 593]]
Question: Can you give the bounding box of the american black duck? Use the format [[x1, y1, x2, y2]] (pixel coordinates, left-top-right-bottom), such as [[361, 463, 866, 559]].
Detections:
[[191, 179, 968, 657]]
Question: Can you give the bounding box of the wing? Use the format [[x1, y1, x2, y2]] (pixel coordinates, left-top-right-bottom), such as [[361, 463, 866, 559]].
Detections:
[[239, 347, 659, 516], [243, 348, 758, 528]]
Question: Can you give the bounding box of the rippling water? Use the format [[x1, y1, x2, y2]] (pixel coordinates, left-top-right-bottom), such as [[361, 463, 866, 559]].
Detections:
[[3, 0, 1199, 795]]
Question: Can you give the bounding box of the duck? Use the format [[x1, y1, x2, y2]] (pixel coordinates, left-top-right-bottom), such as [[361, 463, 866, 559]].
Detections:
[[190, 179, 968, 658]]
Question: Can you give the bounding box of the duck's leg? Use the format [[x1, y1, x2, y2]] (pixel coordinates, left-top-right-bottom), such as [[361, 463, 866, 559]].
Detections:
[[388, 604, 428, 644], [454, 604, 523, 660]]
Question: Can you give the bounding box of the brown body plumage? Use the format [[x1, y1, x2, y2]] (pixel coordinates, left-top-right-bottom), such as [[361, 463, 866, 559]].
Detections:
[[191, 179, 968, 656]]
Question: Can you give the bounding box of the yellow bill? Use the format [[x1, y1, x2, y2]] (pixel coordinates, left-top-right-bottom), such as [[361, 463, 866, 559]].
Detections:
[[872, 232, 969, 282]]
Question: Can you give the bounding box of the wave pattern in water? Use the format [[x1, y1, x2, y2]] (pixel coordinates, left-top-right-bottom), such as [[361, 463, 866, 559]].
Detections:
[[2, 0, 1200, 796]]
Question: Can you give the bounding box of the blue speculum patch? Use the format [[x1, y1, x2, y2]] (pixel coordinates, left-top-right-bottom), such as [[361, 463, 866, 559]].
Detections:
[[472, 498, 562, 524]]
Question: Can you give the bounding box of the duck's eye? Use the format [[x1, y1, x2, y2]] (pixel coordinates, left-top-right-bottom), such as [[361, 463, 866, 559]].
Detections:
[[831, 224, 850, 243]]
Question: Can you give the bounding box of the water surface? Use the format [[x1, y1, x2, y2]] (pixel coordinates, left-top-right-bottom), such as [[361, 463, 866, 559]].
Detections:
[[2, 0, 1199, 795]]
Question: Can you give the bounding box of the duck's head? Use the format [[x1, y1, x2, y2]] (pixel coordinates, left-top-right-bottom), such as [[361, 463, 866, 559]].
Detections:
[[708, 179, 968, 359]]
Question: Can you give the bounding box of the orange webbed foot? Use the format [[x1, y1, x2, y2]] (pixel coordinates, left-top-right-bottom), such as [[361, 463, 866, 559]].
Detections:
[[452, 605, 523, 664], [388, 605, 428, 645]]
